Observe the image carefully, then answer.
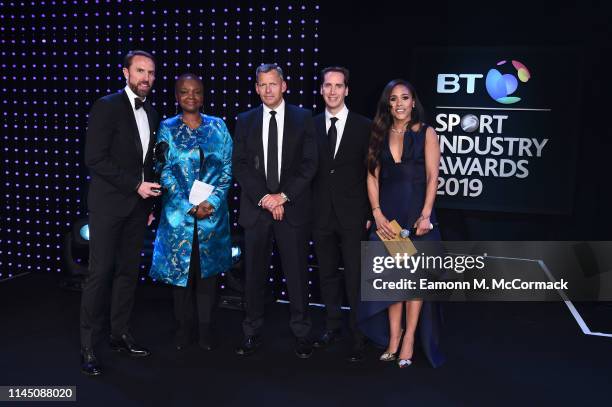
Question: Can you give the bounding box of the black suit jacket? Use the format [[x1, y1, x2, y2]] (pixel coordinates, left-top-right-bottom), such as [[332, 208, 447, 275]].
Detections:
[[232, 103, 318, 228], [84, 90, 159, 216], [312, 111, 372, 230]]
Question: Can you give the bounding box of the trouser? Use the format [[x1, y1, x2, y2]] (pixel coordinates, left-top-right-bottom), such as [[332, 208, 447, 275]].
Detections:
[[242, 214, 312, 338], [313, 211, 366, 347], [80, 207, 147, 349], [173, 220, 217, 342]]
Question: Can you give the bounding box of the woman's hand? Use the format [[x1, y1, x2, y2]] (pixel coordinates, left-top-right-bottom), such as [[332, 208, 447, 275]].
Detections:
[[195, 201, 214, 220], [374, 209, 395, 240], [413, 216, 431, 236]]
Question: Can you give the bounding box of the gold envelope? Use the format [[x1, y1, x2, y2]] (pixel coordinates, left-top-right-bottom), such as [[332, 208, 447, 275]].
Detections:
[[376, 220, 418, 257]]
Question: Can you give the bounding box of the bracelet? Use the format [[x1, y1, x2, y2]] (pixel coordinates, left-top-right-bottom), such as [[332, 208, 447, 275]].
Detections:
[[372, 206, 381, 212]]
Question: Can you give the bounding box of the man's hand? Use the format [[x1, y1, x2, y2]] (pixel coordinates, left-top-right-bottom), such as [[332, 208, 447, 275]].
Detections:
[[137, 182, 162, 199], [261, 193, 287, 210], [195, 201, 214, 220], [271, 204, 284, 221]]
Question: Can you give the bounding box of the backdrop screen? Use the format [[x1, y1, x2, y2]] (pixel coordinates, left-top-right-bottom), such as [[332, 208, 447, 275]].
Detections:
[[412, 47, 579, 214], [0, 0, 321, 300]]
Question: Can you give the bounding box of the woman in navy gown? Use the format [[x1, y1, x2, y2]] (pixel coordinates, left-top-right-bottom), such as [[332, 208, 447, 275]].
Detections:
[[358, 79, 445, 368]]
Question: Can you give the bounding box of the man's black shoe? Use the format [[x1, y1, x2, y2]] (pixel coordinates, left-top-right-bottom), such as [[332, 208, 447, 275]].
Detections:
[[198, 325, 215, 351], [346, 347, 365, 363], [80, 347, 102, 376], [174, 328, 194, 351], [295, 337, 313, 359], [312, 330, 342, 349], [110, 333, 151, 357], [235, 335, 262, 356]]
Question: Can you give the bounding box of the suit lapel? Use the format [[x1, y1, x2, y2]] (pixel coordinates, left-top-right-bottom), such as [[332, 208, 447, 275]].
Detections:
[[315, 113, 331, 165], [143, 101, 156, 160], [315, 113, 327, 144], [120, 91, 144, 164], [280, 103, 294, 183], [250, 106, 265, 176], [334, 111, 353, 161]]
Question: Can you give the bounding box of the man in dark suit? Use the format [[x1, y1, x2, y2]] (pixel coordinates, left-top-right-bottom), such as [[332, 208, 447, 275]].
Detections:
[[80, 50, 161, 376], [232, 63, 318, 358], [311, 67, 372, 362]]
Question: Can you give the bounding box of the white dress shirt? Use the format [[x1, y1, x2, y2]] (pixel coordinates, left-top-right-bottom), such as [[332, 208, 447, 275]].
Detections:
[[124, 85, 150, 164], [325, 104, 349, 158], [262, 99, 285, 182]]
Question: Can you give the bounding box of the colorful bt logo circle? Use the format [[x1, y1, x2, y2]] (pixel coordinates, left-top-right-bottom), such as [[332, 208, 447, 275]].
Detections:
[[485, 60, 531, 104]]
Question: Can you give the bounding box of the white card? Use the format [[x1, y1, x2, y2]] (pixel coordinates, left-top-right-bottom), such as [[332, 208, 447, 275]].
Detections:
[[189, 180, 214, 205]]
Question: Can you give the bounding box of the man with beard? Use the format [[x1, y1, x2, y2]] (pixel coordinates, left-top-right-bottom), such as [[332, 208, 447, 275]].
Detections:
[[80, 50, 160, 376]]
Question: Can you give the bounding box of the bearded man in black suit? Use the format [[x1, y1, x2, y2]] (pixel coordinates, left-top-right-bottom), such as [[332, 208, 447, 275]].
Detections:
[[80, 50, 160, 376]]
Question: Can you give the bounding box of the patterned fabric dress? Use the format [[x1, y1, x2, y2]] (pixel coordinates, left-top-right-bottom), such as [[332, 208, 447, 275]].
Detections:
[[150, 114, 233, 286]]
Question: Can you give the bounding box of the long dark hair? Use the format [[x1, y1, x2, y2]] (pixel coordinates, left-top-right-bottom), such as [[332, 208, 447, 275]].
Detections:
[[367, 79, 425, 175]]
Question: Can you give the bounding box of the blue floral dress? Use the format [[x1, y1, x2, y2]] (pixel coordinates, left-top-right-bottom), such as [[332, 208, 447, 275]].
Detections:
[[150, 114, 233, 286]]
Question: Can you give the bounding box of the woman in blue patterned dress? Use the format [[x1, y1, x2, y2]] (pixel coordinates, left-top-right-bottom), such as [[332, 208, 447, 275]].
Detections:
[[150, 74, 232, 350], [359, 79, 444, 368]]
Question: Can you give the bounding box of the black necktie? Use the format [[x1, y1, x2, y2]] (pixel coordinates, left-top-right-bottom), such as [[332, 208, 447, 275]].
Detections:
[[328, 117, 339, 158], [266, 110, 279, 192], [134, 98, 144, 110]]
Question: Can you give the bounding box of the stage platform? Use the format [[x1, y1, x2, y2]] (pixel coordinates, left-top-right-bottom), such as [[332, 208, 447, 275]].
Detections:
[[1, 273, 611, 406]]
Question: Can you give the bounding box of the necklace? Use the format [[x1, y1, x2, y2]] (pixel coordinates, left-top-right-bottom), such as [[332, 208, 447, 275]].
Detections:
[[390, 126, 407, 134]]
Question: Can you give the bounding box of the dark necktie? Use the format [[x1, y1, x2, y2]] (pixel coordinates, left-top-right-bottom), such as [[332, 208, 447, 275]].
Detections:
[[134, 97, 144, 110], [266, 110, 279, 192], [328, 117, 339, 158]]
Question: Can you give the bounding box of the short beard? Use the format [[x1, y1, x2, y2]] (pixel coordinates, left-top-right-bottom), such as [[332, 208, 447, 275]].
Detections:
[[128, 80, 150, 98]]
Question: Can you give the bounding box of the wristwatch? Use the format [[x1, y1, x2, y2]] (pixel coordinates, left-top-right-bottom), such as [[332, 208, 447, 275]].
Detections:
[[280, 192, 289, 202]]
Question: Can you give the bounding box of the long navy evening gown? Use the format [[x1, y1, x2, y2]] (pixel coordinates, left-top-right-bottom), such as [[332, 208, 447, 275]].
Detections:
[[358, 124, 445, 367]]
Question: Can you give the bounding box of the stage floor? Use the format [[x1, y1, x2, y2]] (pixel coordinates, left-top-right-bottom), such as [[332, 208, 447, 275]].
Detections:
[[1, 273, 611, 406]]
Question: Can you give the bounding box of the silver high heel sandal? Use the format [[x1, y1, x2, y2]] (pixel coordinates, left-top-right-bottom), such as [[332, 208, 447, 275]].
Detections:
[[379, 329, 404, 362], [397, 358, 412, 368], [379, 351, 398, 362], [397, 332, 414, 368]]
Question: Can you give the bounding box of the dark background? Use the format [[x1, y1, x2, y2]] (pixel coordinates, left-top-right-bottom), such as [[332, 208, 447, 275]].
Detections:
[[317, 0, 612, 240]]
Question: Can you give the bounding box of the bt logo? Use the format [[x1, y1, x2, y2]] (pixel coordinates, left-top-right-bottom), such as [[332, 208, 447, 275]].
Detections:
[[437, 73, 483, 94], [485, 60, 531, 104], [436, 60, 531, 105]]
